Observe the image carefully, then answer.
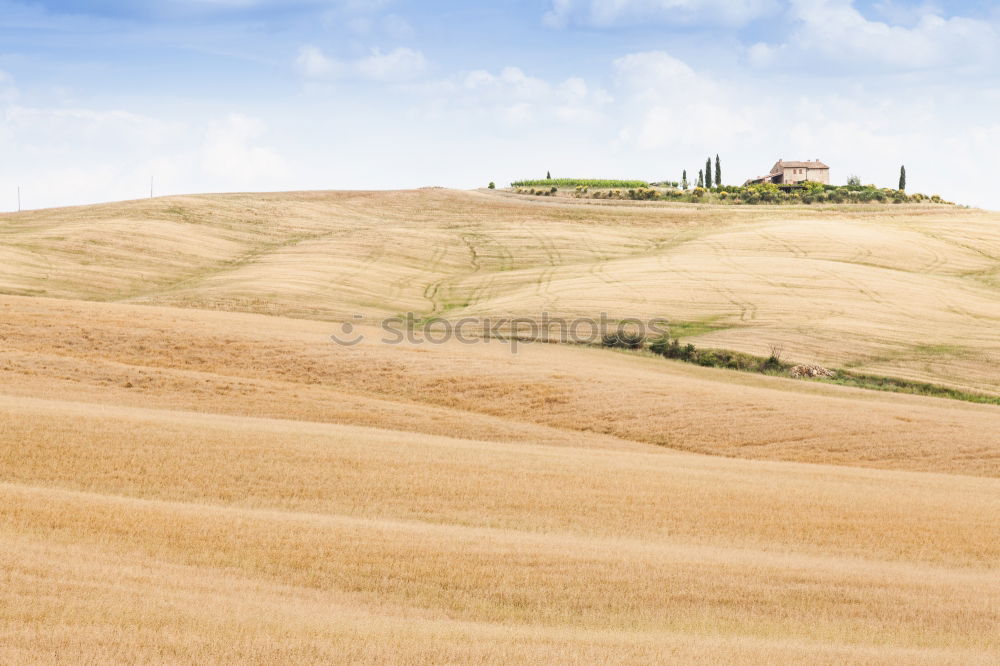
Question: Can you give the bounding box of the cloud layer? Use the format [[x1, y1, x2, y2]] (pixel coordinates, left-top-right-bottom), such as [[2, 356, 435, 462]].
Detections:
[[295, 46, 429, 82]]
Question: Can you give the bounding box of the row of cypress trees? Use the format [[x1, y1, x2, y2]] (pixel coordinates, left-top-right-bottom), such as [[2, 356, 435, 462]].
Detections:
[[681, 155, 722, 190]]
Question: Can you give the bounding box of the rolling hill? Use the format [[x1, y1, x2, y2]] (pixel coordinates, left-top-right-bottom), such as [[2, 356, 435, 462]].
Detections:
[[1, 189, 998, 394], [1, 190, 999, 664]]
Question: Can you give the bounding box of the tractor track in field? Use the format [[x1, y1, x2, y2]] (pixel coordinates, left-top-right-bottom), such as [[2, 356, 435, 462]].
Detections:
[[654, 251, 758, 323], [702, 237, 786, 293], [759, 231, 809, 259], [580, 233, 651, 308], [522, 224, 566, 305], [820, 267, 887, 306]]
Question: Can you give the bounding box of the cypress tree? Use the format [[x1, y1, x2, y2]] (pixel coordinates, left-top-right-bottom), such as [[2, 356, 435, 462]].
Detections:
[[697, 170, 704, 188], [898, 165, 906, 191], [547, 171, 551, 180], [715, 154, 722, 187], [682, 170, 688, 190], [705, 158, 713, 189]]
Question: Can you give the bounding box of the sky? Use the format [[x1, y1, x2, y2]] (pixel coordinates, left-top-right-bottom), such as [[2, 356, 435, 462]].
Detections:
[[1, 0, 998, 211]]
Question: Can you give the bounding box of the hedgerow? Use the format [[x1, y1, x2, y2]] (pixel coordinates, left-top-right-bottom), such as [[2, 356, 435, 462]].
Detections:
[[512, 178, 650, 188]]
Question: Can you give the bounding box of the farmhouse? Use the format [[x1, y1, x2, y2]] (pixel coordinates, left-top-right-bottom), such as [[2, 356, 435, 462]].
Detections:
[[745, 159, 830, 186]]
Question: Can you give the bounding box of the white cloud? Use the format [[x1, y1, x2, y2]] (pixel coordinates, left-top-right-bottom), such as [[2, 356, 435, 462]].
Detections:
[[611, 50, 757, 151], [612, 51, 703, 96], [295, 46, 428, 82], [452, 66, 611, 126], [356, 47, 427, 81], [755, 0, 1000, 70], [200, 113, 288, 186], [295, 46, 344, 78], [544, 0, 779, 28]]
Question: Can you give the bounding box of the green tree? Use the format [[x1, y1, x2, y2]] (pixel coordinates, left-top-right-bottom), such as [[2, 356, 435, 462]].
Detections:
[[898, 165, 906, 191], [715, 154, 721, 187], [682, 170, 688, 190], [697, 169, 704, 188], [705, 158, 713, 189], [488, 182, 496, 189], [546, 171, 551, 180], [846, 175, 861, 186]]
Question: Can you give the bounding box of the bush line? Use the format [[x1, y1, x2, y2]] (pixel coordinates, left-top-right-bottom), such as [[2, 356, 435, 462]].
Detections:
[[601, 334, 1000, 405]]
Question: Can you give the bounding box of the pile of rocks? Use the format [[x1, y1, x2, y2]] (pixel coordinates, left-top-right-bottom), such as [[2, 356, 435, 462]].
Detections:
[[789, 364, 836, 379]]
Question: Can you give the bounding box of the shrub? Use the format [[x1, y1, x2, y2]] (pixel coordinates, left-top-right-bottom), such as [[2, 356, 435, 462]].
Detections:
[[650, 337, 698, 361], [627, 187, 658, 200], [762, 344, 784, 371], [601, 330, 644, 350], [648, 335, 672, 356], [696, 351, 721, 367], [488, 182, 496, 189]]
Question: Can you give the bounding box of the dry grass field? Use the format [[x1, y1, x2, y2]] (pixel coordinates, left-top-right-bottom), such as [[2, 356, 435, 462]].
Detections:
[[1, 189, 998, 393], [1, 190, 999, 664]]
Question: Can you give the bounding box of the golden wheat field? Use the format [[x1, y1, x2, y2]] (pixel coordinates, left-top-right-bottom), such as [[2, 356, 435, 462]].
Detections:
[[1, 190, 999, 664]]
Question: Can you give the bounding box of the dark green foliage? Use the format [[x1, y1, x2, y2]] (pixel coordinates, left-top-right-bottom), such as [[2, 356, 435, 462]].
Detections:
[[511, 179, 949, 206], [715, 155, 721, 187], [640, 334, 997, 405], [682, 170, 688, 190], [899, 165, 906, 191], [648, 335, 671, 356], [650, 336, 784, 372], [601, 330, 645, 350], [547, 171, 551, 180], [488, 182, 496, 189], [649, 335, 688, 360], [705, 158, 713, 189]]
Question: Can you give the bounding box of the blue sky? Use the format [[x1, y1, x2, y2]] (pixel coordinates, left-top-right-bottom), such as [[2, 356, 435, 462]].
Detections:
[[1, 0, 999, 210]]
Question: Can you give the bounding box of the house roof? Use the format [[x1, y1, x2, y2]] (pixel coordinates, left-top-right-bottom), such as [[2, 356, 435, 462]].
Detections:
[[771, 159, 829, 172]]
